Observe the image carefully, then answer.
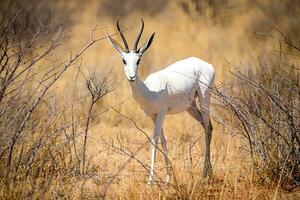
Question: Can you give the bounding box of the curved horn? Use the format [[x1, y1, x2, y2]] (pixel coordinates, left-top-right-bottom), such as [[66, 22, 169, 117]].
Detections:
[[133, 19, 144, 52], [117, 19, 129, 52]]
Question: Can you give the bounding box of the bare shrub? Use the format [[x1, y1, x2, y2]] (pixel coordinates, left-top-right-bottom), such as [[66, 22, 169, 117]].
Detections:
[[81, 70, 115, 174], [215, 34, 300, 190], [0, 9, 117, 198], [0, 11, 74, 198]]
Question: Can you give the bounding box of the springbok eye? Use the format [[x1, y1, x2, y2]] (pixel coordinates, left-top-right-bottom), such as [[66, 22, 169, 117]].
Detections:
[[122, 59, 127, 65], [137, 59, 141, 65]]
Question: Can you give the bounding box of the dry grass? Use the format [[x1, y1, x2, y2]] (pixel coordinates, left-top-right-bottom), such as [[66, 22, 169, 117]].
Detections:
[[0, 0, 299, 199]]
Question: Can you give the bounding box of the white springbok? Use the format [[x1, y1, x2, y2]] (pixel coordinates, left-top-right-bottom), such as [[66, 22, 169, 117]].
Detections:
[[107, 19, 215, 184]]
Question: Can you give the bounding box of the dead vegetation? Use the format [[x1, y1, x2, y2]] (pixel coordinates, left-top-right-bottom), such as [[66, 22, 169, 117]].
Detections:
[[214, 36, 300, 191], [0, 0, 299, 199]]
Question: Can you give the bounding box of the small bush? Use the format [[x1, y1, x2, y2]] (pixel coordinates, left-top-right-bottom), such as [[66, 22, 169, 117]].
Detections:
[[217, 38, 300, 190]]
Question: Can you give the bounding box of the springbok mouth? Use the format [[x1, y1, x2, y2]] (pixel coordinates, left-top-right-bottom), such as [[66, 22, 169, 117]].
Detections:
[[128, 76, 136, 82]]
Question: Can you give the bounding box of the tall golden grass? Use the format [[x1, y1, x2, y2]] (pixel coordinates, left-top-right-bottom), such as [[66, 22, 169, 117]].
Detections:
[[0, 0, 299, 199]]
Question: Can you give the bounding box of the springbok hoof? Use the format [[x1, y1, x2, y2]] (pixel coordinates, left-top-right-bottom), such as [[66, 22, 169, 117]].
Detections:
[[147, 177, 154, 186], [202, 166, 212, 178], [165, 175, 171, 184]]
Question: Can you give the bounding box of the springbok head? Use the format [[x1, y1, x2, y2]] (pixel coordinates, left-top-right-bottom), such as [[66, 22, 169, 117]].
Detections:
[[108, 19, 155, 82]]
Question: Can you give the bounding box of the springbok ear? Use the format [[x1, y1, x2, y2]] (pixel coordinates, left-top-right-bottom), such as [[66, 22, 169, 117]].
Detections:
[[107, 35, 124, 54], [138, 32, 155, 55]]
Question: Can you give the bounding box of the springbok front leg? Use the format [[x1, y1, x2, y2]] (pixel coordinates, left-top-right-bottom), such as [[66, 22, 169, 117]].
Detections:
[[148, 111, 166, 185]]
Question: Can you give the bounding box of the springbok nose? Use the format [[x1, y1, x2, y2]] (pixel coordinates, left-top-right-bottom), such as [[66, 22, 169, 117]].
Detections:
[[129, 75, 136, 81]]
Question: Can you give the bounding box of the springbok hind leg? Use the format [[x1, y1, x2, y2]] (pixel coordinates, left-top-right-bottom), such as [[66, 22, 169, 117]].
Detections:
[[202, 115, 213, 177], [187, 101, 205, 128], [200, 92, 213, 177], [187, 101, 212, 177]]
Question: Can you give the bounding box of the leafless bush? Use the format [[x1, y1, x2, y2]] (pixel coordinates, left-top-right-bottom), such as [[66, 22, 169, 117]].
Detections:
[[0, 11, 73, 198], [0, 9, 118, 198], [215, 34, 300, 190], [81, 70, 115, 174]]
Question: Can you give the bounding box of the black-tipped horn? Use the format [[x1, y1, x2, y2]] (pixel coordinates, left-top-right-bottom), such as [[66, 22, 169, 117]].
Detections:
[[117, 19, 129, 53], [133, 19, 144, 52]]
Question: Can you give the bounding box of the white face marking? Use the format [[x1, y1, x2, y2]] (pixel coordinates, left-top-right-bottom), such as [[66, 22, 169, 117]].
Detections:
[[121, 51, 141, 82]]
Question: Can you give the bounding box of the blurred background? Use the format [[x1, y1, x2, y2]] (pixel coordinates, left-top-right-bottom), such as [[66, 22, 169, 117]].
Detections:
[[2, 0, 299, 115], [0, 0, 299, 199]]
